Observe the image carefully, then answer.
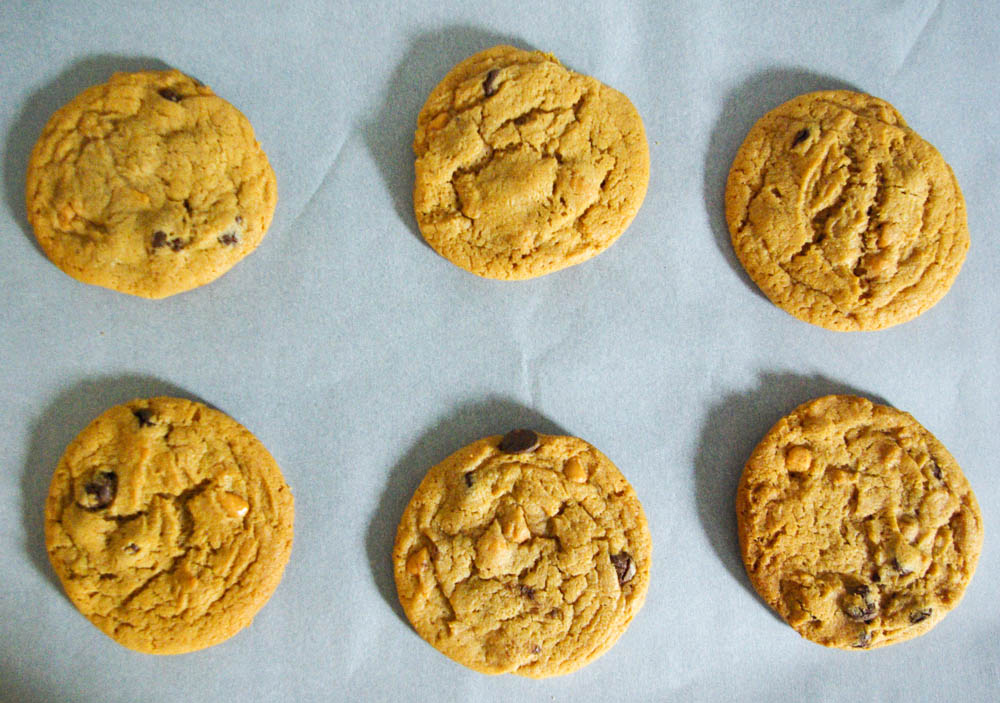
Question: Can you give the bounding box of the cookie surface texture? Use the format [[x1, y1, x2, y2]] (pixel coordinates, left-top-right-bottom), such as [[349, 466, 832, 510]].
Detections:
[[393, 430, 651, 677], [413, 46, 649, 279], [725, 90, 968, 330], [44, 397, 294, 654], [736, 395, 982, 649], [27, 69, 277, 298]]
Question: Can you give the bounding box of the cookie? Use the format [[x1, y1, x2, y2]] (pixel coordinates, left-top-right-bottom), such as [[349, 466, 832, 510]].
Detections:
[[26, 69, 277, 298], [413, 46, 649, 280], [44, 397, 294, 654], [725, 90, 968, 330], [736, 395, 982, 649], [393, 430, 651, 677]]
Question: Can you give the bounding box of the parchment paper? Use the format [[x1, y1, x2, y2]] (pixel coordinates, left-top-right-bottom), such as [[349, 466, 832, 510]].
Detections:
[[1, 1, 997, 700]]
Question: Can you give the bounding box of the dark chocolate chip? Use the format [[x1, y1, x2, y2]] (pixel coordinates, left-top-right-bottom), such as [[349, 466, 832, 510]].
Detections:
[[792, 128, 810, 146], [909, 608, 932, 624], [218, 232, 239, 246], [168, 237, 186, 252], [499, 429, 539, 454], [159, 88, 183, 102], [133, 408, 154, 427], [930, 460, 942, 480], [610, 552, 636, 586], [152, 231, 168, 248], [124, 543, 140, 554], [234, 215, 244, 225], [531, 644, 541, 655], [518, 584, 536, 599], [463, 472, 474, 487], [183, 199, 192, 214], [82, 471, 118, 510], [852, 630, 872, 648], [547, 608, 560, 618], [483, 68, 500, 97], [844, 585, 879, 622], [871, 570, 881, 583]]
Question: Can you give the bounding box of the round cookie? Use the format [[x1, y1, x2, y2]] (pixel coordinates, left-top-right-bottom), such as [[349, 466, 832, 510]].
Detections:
[[736, 395, 982, 649], [725, 90, 968, 330], [26, 69, 277, 298], [393, 430, 651, 677], [413, 46, 649, 280], [44, 397, 294, 654]]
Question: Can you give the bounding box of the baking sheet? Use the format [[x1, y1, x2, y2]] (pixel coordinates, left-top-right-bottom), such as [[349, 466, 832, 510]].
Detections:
[[2, 1, 998, 700]]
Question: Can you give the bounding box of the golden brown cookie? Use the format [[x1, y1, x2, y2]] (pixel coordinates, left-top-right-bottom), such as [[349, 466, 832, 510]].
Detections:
[[26, 69, 277, 298], [736, 395, 982, 649], [44, 397, 294, 654], [725, 90, 968, 330], [413, 46, 649, 280], [393, 430, 651, 677]]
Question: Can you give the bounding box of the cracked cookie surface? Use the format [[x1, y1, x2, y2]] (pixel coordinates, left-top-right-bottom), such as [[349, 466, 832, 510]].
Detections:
[[736, 395, 982, 649], [413, 46, 649, 280], [27, 69, 277, 298], [393, 431, 651, 677], [725, 90, 968, 330], [44, 397, 294, 654]]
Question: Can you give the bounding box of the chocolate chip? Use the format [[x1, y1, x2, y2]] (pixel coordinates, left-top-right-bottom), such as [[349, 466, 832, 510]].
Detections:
[[234, 215, 244, 225], [133, 408, 154, 427], [852, 630, 872, 649], [930, 460, 942, 480], [152, 231, 168, 248], [792, 128, 810, 146], [218, 232, 239, 246], [82, 471, 118, 510], [124, 543, 140, 554], [463, 472, 474, 487], [531, 644, 541, 655], [547, 608, 560, 618], [183, 199, 192, 214], [159, 88, 183, 102], [910, 608, 932, 624], [168, 237, 186, 252], [843, 585, 879, 622], [518, 584, 536, 599], [610, 552, 636, 586], [483, 68, 500, 97], [499, 429, 539, 454]]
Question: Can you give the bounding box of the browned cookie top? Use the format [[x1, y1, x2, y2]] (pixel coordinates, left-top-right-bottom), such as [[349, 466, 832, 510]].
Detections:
[[27, 70, 277, 298], [737, 395, 982, 649], [726, 90, 968, 330], [393, 431, 651, 676], [413, 46, 649, 280], [45, 397, 294, 654]]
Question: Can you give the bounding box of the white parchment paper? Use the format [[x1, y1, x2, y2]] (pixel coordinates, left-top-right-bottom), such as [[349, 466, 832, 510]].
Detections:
[[1, 1, 997, 700]]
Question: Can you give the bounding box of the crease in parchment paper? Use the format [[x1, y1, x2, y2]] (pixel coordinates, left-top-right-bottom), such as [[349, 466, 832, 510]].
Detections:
[[891, 0, 943, 81]]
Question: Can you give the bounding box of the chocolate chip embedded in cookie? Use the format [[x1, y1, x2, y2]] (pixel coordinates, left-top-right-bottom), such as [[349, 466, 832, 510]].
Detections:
[[725, 90, 969, 330], [413, 46, 650, 280], [393, 431, 651, 677], [26, 69, 277, 298], [736, 395, 982, 649], [44, 397, 294, 654]]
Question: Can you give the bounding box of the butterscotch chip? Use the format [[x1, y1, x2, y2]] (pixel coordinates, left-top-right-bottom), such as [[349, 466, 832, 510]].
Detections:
[[736, 395, 982, 649], [44, 397, 294, 654], [413, 46, 649, 280], [725, 90, 968, 330], [26, 69, 277, 298], [393, 432, 651, 677]]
